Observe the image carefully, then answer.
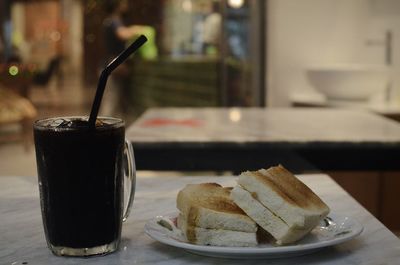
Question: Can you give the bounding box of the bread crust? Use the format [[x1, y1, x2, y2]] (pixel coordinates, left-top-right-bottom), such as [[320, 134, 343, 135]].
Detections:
[[177, 183, 257, 232], [177, 214, 258, 247], [177, 183, 246, 214]]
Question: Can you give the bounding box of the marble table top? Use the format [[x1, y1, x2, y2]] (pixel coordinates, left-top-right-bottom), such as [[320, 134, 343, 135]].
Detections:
[[1, 174, 399, 265], [126, 107, 400, 171], [127, 107, 400, 144]]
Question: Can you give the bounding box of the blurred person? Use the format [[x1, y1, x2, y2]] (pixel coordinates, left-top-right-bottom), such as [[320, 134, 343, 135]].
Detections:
[[203, 2, 222, 55], [101, 0, 142, 117]]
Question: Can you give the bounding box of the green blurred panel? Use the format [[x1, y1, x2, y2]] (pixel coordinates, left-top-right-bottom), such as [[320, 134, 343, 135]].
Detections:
[[128, 58, 220, 115], [132, 62, 218, 83]]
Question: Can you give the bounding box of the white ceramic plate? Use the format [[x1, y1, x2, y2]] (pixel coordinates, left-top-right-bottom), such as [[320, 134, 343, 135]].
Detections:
[[144, 212, 363, 259]]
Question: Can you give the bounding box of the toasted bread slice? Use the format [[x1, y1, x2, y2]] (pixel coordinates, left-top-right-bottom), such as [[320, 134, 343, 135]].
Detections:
[[232, 165, 330, 244], [238, 165, 330, 228], [231, 186, 314, 245], [177, 214, 258, 247], [177, 183, 257, 233]]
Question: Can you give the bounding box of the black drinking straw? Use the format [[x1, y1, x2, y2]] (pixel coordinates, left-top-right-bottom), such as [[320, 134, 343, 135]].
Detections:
[[88, 35, 148, 128]]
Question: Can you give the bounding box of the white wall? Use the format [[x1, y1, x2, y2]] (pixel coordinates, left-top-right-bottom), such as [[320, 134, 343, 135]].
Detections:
[[266, 0, 400, 107], [367, 0, 400, 104]]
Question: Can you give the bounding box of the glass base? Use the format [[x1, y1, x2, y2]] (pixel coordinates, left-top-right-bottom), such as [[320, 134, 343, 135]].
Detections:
[[49, 240, 118, 257]]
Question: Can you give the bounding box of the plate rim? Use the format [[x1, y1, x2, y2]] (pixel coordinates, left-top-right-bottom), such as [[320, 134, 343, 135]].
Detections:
[[144, 212, 364, 255]]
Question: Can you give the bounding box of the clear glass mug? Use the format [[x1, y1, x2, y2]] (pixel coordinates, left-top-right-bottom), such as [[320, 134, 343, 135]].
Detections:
[[33, 116, 135, 257]]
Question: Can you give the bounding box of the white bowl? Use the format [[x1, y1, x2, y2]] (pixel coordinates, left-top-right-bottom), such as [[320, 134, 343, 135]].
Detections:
[[307, 65, 389, 101]]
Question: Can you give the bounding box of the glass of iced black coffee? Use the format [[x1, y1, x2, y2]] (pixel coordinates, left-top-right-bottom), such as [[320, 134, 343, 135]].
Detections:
[[33, 116, 135, 257]]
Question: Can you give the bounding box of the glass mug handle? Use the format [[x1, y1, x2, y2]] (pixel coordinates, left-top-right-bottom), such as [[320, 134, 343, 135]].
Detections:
[[123, 140, 136, 222]]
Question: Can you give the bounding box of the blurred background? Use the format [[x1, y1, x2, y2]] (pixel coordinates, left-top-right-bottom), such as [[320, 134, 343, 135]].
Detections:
[[1, 0, 400, 234], [0, 0, 266, 173]]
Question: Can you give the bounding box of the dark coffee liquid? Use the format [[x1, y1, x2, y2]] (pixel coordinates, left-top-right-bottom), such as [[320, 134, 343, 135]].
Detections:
[[34, 118, 124, 248]]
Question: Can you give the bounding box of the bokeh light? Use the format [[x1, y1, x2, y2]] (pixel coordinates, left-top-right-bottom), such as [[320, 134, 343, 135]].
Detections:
[[228, 0, 244, 9], [8, 65, 19, 76]]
